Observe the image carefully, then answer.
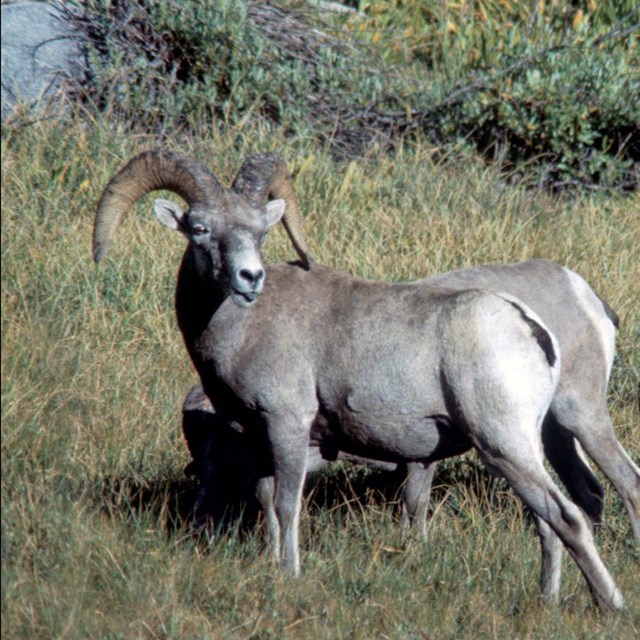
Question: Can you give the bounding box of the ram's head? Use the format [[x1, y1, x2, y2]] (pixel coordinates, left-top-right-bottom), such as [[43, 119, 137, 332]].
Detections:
[[93, 151, 312, 307]]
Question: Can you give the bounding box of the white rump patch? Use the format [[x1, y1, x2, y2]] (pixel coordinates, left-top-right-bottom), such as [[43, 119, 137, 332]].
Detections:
[[564, 268, 616, 379]]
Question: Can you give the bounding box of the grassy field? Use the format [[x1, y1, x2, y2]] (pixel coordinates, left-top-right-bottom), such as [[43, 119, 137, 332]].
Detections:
[[2, 112, 639, 639]]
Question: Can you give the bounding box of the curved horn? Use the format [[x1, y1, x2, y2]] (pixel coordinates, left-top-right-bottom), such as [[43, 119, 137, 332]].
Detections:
[[232, 152, 313, 269], [93, 150, 224, 262]]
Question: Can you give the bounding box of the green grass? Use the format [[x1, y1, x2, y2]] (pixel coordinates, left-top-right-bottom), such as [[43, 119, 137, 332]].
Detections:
[[2, 112, 639, 639]]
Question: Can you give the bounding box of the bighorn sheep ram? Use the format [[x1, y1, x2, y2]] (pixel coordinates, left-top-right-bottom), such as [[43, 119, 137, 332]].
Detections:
[[177, 188, 638, 601], [182, 245, 640, 595], [94, 150, 626, 611]]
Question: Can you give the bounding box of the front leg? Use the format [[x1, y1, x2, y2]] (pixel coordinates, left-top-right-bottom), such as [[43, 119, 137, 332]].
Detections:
[[267, 411, 313, 576], [401, 461, 437, 543], [256, 476, 278, 561]]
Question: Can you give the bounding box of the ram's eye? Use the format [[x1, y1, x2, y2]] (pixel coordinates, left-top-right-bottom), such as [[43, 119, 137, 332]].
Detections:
[[192, 224, 207, 236]]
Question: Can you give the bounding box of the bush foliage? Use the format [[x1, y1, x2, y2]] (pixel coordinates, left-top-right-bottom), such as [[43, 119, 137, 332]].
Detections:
[[64, 0, 639, 191], [65, 0, 393, 148]]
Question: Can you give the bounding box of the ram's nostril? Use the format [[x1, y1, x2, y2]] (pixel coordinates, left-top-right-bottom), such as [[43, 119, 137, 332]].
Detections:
[[239, 268, 265, 286]]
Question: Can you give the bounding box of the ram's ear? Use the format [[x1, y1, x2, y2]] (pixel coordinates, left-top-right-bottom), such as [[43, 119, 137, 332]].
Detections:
[[154, 198, 187, 232], [264, 198, 285, 230]]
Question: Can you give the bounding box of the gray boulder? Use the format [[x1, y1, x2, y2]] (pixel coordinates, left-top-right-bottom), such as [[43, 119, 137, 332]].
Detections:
[[1, 1, 88, 121]]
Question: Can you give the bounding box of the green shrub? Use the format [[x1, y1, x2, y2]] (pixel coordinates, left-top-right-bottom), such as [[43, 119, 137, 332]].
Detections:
[[363, 1, 640, 189], [417, 23, 640, 189]]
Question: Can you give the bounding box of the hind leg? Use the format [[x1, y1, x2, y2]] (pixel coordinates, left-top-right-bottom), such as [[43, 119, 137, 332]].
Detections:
[[554, 401, 640, 542], [537, 414, 607, 603], [543, 414, 604, 526], [533, 514, 564, 602], [477, 436, 624, 611]]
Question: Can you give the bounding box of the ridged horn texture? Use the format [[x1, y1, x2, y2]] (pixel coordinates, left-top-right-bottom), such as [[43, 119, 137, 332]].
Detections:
[[232, 152, 313, 269], [93, 150, 224, 262]]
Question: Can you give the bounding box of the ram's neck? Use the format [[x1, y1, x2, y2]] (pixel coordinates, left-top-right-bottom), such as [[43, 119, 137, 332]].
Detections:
[[175, 248, 226, 355], [175, 247, 262, 418]]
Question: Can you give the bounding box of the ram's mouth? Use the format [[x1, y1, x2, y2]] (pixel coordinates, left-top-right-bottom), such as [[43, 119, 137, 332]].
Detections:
[[231, 289, 259, 308]]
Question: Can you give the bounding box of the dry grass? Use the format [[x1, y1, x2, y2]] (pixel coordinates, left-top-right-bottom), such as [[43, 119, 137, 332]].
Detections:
[[2, 113, 639, 639]]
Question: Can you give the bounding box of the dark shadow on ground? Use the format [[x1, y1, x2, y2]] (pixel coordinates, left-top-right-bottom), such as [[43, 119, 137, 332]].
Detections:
[[99, 456, 514, 544]]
